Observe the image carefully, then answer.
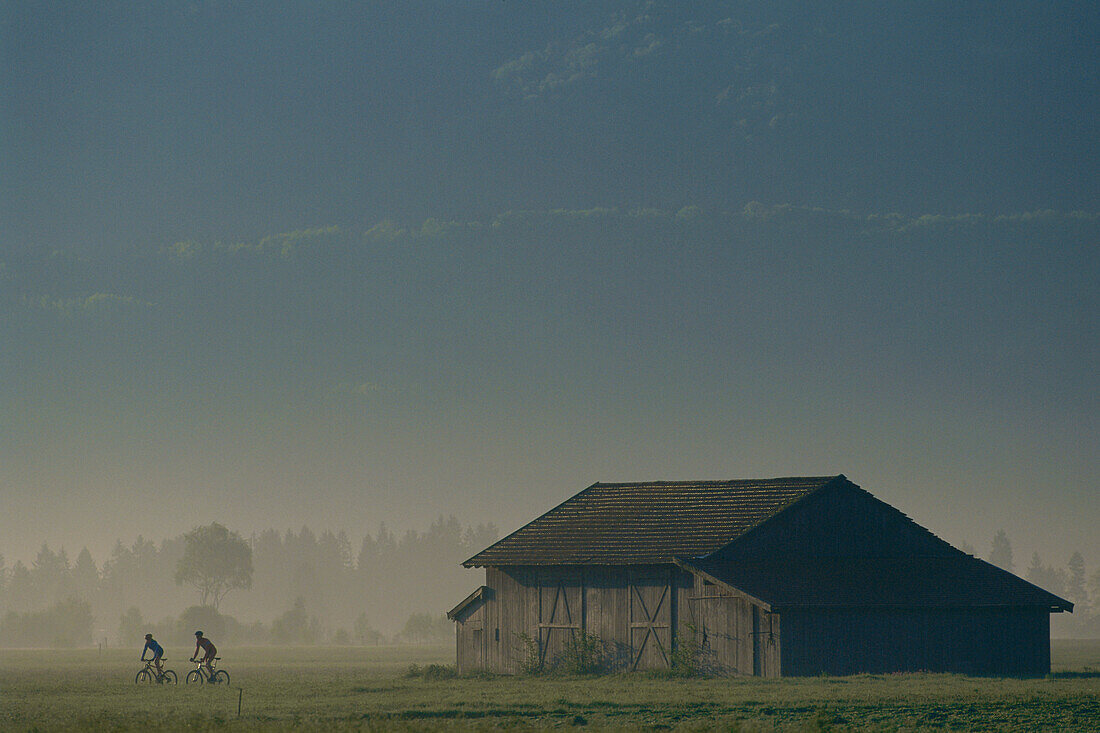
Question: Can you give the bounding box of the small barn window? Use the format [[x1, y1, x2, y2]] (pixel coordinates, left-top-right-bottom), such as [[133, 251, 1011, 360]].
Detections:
[[495, 628, 500, 642]]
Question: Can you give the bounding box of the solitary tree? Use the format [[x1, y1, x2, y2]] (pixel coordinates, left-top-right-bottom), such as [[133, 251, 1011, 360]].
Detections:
[[1066, 552, 1088, 607], [271, 596, 321, 644], [118, 606, 144, 645], [175, 523, 253, 610], [1026, 552, 1045, 583], [354, 612, 382, 645], [71, 548, 99, 601], [400, 612, 435, 645], [400, 612, 451, 645], [1025, 552, 1066, 596], [989, 529, 1014, 572]]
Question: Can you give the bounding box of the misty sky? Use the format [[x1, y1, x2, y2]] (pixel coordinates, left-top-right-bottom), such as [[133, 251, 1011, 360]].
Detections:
[[1, 2, 1097, 572]]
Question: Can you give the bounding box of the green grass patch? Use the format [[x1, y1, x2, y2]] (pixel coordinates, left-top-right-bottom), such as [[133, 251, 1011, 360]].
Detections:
[[0, 641, 1098, 730]]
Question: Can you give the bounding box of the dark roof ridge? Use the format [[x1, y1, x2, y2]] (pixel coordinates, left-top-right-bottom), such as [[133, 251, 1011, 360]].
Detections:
[[697, 475, 850, 559], [592, 475, 843, 488], [841, 482, 960, 555], [701, 475, 963, 561]]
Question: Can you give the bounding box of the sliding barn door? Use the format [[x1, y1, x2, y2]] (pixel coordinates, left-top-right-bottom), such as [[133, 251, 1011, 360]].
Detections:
[[629, 568, 672, 670], [537, 571, 581, 667]]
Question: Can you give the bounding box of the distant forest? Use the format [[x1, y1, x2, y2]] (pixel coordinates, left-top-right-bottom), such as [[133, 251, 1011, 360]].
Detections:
[[2, 523, 1098, 648], [981, 531, 1100, 638], [0, 517, 497, 648]]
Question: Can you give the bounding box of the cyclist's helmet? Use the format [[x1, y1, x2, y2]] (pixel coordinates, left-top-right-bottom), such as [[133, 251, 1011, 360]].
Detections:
[[195, 630, 203, 637], [145, 633, 152, 640]]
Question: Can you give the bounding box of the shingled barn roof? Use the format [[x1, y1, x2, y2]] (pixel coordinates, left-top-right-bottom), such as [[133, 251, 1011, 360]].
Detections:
[[463, 475, 842, 567]]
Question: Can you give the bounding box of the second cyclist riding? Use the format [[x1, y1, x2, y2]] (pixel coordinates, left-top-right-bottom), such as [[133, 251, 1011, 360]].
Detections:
[[185, 656, 230, 685]]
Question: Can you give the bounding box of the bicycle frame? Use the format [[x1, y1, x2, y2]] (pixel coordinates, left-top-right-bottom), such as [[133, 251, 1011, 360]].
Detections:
[[191, 657, 217, 676], [136, 658, 176, 684]]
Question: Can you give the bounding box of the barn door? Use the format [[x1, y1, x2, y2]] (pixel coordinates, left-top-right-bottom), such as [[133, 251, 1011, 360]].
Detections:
[[752, 605, 762, 676], [629, 569, 672, 670], [470, 627, 484, 671], [537, 572, 581, 667]]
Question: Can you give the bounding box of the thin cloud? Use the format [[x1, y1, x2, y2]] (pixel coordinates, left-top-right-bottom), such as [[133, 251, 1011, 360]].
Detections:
[[139, 207, 1100, 271], [32, 292, 154, 319], [491, 4, 665, 98], [489, 4, 802, 137], [331, 381, 401, 400], [165, 227, 343, 260]]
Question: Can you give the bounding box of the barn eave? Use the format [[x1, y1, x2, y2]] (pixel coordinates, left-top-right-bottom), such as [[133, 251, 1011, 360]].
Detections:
[[671, 556, 774, 611], [447, 585, 491, 620]]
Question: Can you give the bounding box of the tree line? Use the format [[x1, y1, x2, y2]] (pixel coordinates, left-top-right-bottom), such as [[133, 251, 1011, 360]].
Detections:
[[3, 522, 1097, 647], [0, 516, 496, 648], [981, 529, 1100, 637]]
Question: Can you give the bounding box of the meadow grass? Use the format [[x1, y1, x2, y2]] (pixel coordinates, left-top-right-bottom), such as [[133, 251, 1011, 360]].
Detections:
[[1, 640, 1098, 731]]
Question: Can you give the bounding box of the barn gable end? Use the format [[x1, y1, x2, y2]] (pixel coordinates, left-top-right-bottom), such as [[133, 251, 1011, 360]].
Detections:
[[451, 475, 1071, 676]]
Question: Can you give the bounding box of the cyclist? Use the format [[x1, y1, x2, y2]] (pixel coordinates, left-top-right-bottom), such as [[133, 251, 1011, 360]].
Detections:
[[191, 630, 218, 679], [141, 633, 165, 677]]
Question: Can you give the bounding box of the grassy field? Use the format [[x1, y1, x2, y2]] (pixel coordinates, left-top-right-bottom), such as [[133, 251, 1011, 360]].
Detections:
[[1, 640, 1098, 731]]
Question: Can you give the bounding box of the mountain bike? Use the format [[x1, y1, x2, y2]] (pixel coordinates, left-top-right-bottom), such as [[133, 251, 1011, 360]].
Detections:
[[135, 658, 178, 684], [185, 657, 230, 685]]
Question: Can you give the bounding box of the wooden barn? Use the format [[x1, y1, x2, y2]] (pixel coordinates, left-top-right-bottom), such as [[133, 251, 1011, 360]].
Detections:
[[448, 475, 1071, 677]]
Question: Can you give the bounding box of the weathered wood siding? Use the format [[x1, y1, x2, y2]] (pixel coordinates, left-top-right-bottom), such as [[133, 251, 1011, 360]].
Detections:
[[468, 565, 695, 673], [453, 595, 485, 674], [584, 565, 631, 668], [533, 566, 582, 668], [779, 607, 1050, 676], [683, 573, 779, 676], [485, 566, 529, 674], [466, 563, 1052, 677]]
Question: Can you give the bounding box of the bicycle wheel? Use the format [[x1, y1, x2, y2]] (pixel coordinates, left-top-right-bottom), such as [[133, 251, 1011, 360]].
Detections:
[[161, 670, 178, 685], [185, 670, 204, 684], [135, 669, 154, 684], [212, 670, 230, 685]]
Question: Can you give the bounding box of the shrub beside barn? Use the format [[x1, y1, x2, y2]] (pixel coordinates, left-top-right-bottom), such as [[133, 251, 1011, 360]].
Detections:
[[449, 475, 1071, 676]]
